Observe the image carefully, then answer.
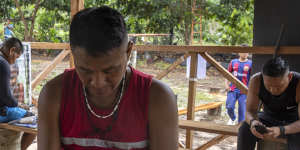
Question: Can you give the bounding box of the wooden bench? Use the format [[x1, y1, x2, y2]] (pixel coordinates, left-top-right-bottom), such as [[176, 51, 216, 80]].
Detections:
[[0, 123, 37, 135], [179, 120, 237, 136], [257, 140, 288, 150], [179, 120, 287, 150], [178, 102, 223, 116]]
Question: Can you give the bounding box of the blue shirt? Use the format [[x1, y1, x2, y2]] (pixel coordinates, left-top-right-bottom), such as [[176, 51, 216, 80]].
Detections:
[[228, 59, 252, 92], [4, 26, 13, 39]]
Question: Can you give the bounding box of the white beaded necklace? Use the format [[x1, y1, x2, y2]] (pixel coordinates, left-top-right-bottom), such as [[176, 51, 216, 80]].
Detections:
[[83, 73, 126, 119]]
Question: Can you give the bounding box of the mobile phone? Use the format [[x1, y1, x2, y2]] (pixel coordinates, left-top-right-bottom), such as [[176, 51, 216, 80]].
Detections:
[[254, 124, 268, 134]]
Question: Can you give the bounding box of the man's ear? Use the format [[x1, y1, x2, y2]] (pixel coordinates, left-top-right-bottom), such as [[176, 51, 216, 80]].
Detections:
[[126, 41, 133, 60], [9, 47, 16, 55]]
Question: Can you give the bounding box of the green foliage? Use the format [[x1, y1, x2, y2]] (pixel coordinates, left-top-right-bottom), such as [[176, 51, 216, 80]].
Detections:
[[204, 0, 253, 45], [0, 0, 15, 20], [34, 8, 69, 42], [0, 0, 253, 46], [40, 0, 69, 12]]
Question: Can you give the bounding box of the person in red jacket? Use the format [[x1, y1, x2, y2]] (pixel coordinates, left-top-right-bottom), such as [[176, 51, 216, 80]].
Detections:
[[38, 6, 178, 150]]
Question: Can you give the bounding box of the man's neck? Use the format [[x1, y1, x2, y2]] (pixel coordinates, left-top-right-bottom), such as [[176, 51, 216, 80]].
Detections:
[[239, 58, 248, 62]]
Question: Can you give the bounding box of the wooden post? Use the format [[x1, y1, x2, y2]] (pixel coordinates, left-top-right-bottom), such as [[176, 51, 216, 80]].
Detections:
[[70, 0, 84, 23], [186, 52, 198, 149], [69, 53, 75, 68], [70, 0, 84, 68]]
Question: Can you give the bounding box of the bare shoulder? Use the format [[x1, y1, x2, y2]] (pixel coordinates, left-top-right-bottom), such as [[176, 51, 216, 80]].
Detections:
[[147, 79, 178, 150], [38, 73, 64, 112], [249, 73, 262, 87], [248, 72, 262, 95], [149, 78, 177, 107], [250, 72, 262, 83], [148, 78, 177, 118]]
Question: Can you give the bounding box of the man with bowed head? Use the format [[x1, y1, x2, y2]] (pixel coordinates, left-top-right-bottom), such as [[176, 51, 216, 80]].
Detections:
[[38, 6, 178, 150], [237, 57, 300, 150]]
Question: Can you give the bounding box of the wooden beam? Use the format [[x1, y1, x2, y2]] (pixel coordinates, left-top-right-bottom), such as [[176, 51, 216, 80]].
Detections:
[[30, 42, 70, 50], [0, 124, 37, 134], [29, 42, 300, 54], [31, 50, 70, 89], [133, 45, 300, 54], [179, 120, 238, 136], [179, 120, 287, 145], [186, 53, 198, 149], [178, 148, 190, 150], [178, 102, 223, 116], [128, 33, 170, 37], [156, 53, 190, 80], [199, 52, 248, 94], [196, 135, 230, 150]]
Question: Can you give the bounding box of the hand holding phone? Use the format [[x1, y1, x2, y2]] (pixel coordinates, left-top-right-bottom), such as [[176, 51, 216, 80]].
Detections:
[[254, 124, 268, 134]]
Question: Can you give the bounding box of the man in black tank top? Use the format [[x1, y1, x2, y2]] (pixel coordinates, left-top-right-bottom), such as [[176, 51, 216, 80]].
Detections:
[[237, 57, 300, 150]]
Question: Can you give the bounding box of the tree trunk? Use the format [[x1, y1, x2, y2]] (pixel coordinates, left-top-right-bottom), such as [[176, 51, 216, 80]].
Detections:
[[14, 0, 41, 41], [184, 0, 192, 45], [29, 0, 42, 41], [14, 0, 29, 41]]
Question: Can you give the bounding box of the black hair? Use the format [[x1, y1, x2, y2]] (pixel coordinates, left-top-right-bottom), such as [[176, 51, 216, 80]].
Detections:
[[2, 37, 23, 54], [262, 57, 289, 77], [70, 6, 128, 56]]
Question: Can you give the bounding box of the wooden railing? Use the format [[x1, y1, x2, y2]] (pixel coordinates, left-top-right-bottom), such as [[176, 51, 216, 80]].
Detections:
[[29, 42, 300, 149]]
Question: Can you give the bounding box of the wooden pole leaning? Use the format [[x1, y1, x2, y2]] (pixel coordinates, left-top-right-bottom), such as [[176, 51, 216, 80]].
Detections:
[[199, 52, 248, 94], [31, 50, 70, 90], [195, 135, 230, 150], [156, 53, 190, 80]]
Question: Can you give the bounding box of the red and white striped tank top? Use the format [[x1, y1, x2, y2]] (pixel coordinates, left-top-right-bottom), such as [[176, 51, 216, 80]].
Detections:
[[60, 67, 152, 150]]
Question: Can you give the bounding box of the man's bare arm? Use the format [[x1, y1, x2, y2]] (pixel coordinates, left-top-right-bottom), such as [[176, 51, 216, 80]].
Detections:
[[284, 80, 300, 134], [245, 74, 261, 124], [148, 79, 178, 150], [37, 74, 63, 150], [245, 74, 268, 139]]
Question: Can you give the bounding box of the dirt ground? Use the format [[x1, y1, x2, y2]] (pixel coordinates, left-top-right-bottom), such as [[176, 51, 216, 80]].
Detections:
[[29, 55, 238, 150]]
